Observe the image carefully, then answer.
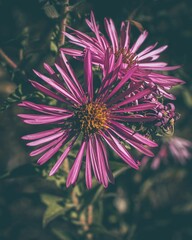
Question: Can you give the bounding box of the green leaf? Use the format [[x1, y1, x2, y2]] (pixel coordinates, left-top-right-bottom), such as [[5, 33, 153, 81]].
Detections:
[[50, 41, 58, 54], [41, 194, 66, 227], [110, 161, 128, 171]]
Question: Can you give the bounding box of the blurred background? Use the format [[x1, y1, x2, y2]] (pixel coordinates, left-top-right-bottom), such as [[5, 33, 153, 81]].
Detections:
[[0, 0, 192, 239]]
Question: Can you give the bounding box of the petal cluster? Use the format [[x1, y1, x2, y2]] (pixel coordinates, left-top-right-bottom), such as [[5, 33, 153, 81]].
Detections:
[[19, 11, 184, 188], [19, 49, 158, 188], [142, 137, 192, 169], [61, 11, 184, 99]]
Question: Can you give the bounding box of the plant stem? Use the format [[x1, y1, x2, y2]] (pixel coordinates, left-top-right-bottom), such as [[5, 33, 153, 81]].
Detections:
[[0, 48, 18, 69], [58, 0, 70, 47]]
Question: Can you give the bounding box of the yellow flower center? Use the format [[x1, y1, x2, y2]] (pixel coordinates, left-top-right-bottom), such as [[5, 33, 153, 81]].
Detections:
[[115, 48, 137, 67], [76, 102, 108, 135]]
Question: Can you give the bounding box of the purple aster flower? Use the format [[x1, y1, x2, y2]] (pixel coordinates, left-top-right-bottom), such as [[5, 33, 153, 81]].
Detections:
[[18, 50, 158, 188], [61, 11, 184, 99], [142, 136, 192, 169], [148, 100, 179, 131]]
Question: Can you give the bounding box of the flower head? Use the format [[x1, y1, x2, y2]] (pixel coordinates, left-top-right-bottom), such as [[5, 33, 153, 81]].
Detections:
[[18, 49, 158, 188], [61, 11, 184, 99], [142, 136, 192, 169]]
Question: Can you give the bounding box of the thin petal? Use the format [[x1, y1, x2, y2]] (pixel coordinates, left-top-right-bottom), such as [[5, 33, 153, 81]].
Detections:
[[123, 21, 131, 49], [60, 51, 85, 96], [49, 135, 78, 176], [30, 137, 63, 156], [101, 131, 139, 169], [94, 135, 108, 187], [22, 128, 61, 140], [89, 136, 102, 183], [85, 140, 92, 189], [18, 101, 72, 116], [111, 103, 156, 113], [84, 49, 93, 100], [107, 82, 142, 106], [131, 30, 148, 53], [55, 62, 84, 101], [111, 115, 157, 122], [138, 45, 168, 61], [29, 80, 70, 104], [20, 113, 73, 125], [104, 66, 137, 102], [97, 136, 114, 183], [26, 131, 65, 146], [113, 88, 152, 108], [109, 120, 158, 147], [104, 18, 117, 52], [109, 128, 154, 157], [37, 135, 69, 165], [60, 48, 83, 57], [66, 140, 86, 187], [34, 70, 81, 105]]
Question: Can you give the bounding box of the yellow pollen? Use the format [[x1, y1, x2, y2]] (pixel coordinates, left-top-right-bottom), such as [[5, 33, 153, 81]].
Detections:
[[76, 102, 108, 135], [114, 48, 137, 67]]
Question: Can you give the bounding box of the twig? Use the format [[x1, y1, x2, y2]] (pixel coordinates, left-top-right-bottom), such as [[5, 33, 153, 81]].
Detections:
[[58, 0, 70, 47], [0, 48, 18, 69]]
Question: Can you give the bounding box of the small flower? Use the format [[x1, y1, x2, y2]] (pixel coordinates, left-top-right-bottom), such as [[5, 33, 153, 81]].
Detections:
[[142, 136, 192, 169], [61, 11, 184, 99], [18, 50, 158, 188]]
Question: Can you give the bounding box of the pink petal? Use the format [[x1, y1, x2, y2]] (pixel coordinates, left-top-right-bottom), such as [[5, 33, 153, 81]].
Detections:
[[101, 131, 139, 169], [108, 82, 142, 105], [30, 137, 63, 156], [136, 43, 158, 58], [111, 115, 157, 122], [138, 62, 167, 68], [84, 49, 93, 100], [98, 137, 114, 183], [22, 128, 61, 140], [33, 70, 81, 105], [131, 30, 148, 53], [66, 140, 86, 187], [94, 135, 108, 187], [85, 141, 92, 189], [138, 45, 168, 61], [109, 128, 154, 157], [123, 21, 131, 49], [43, 63, 63, 84], [29, 80, 69, 104], [37, 138, 65, 165], [109, 18, 119, 51], [18, 101, 72, 117], [111, 103, 156, 113], [60, 48, 83, 57], [49, 135, 78, 176], [104, 18, 117, 52], [27, 131, 64, 146], [89, 136, 102, 183], [109, 120, 158, 147], [104, 66, 137, 101], [113, 88, 152, 108], [59, 51, 85, 96], [55, 62, 84, 101], [21, 113, 73, 125]]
